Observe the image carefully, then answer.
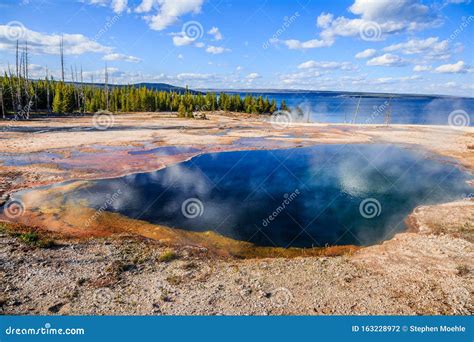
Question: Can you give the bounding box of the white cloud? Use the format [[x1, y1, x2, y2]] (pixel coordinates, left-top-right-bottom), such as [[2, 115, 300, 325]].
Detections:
[[139, 0, 204, 31], [383, 37, 451, 60], [176, 72, 213, 80], [355, 48, 376, 59], [316, 13, 333, 28], [434, 61, 468, 73], [177, 54, 183, 59], [84, 0, 128, 13], [134, 0, 153, 13], [367, 53, 407, 67], [246, 72, 261, 80], [281, 38, 333, 50], [413, 65, 432, 72], [208, 27, 223, 41], [277, 0, 442, 51], [348, 0, 439, 28], [297, 60, 355, 70], [102, 53, 141, 62], [373, 75, 421, 84], [205, 45, 229, 54], [278, 68, 324, 85], [299, 0, 443, 49], [0, 24, 112, 55], [111, 0, 128, 13], [172, 34, 195, 46]]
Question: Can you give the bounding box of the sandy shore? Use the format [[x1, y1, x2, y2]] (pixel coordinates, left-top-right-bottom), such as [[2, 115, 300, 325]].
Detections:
[[0, 112, 472, 315]]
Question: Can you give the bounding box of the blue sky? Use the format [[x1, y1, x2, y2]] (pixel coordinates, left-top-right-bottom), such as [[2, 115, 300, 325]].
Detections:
[[0, 0, 473, 96]]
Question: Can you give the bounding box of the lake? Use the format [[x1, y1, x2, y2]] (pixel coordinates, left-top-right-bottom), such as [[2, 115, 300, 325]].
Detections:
[[227, 91, 474, 126]]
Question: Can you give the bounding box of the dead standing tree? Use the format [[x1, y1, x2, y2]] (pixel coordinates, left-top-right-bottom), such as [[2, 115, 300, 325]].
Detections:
[[104, 63, 109, 110], [22, 40, 33, 119], [60, 36, 65, 83]]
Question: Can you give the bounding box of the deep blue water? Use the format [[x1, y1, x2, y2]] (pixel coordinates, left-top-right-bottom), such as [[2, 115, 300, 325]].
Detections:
[[67, 144, 472, 248], [227, 91, 474, 126]]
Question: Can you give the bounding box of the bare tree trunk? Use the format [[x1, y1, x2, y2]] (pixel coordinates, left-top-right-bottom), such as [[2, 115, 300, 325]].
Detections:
[[104, 63, 109, 110], [0, 85, 5, 119], [46, 67, 51, 114], [80, 66, 84, 114], [24, 41, 31, 119], [7, 64, 17, 117], [15, 41, 22, 119], [60, 36, 65, 83]]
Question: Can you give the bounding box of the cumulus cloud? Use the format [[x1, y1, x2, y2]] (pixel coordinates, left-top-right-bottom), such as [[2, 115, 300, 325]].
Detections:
[[102, 53, 141, 62], [275, 0, 443, 51], [208, 27, 222, 40], [434, 61, 468, 73], [297, 60, 355, 71], [316, 13, 334, 28], [383, 37, 451, 60], [134, 0, 154, 13], [355, 48, 376, 59], [138, 0, 204, 31], [366, 53, 407, 67], [0, 24, 112, 55], [111, 0, 128, 13], [279, 38, 333, 50], [349, 0, 436, 23], [84, 0, 128, 13], [172, 34, 195, 46], [279, 70, 321, 85], [373, 75, 421, 84], [246, 72, 261, 80]]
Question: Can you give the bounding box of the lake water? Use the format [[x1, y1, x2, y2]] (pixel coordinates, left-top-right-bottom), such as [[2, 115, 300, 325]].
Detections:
[[228, 91, 474, 126], [62, 144, 472, 248]]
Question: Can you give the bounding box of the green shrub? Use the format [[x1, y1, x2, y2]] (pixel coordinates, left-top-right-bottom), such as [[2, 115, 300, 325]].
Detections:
[[158, 249, 177, 262]]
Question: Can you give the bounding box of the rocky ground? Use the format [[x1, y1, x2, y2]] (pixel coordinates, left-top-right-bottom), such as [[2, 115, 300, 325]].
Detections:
[[0, 112, 473, 315], [0, 203, 472, 315]]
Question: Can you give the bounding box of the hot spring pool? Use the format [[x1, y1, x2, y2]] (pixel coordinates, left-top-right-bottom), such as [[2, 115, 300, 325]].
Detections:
[[30, 144, 473, 248]]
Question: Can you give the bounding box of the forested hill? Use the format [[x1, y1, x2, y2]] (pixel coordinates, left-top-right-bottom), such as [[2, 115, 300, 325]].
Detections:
[[69, 82, 201, 95]]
